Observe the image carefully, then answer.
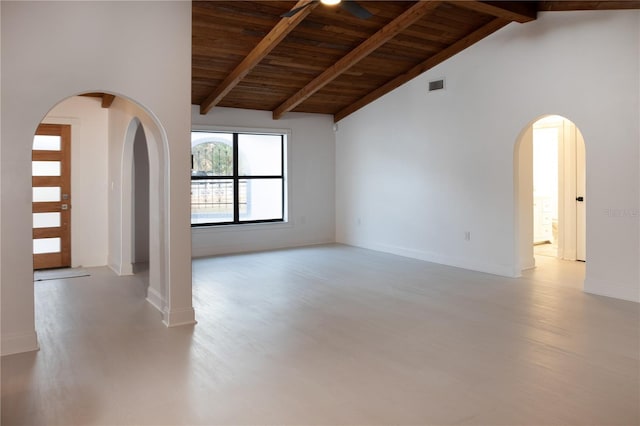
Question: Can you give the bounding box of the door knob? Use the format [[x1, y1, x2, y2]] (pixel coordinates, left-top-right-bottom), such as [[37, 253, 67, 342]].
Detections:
[[576, 196, 584, 202]]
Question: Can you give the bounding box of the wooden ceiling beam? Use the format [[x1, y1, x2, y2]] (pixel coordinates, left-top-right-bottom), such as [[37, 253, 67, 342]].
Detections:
[[101, 94, 115, 109], [79, 92, 115, 108], [272, 0, 442, 120], [334, 17, 509, 122], [454, 1, 537, 23], [538, 1, 640, 11], [199, 0, 318, 115]]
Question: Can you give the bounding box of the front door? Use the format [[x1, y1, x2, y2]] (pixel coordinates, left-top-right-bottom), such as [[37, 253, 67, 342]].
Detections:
[[32, 124, 71, 269]]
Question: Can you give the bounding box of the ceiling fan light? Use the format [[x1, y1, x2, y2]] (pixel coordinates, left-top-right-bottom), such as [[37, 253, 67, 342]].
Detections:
[[321, 0, 341, 6]]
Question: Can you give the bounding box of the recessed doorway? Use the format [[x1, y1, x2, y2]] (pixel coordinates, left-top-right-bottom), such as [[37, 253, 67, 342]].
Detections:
[[132, 122, 150, 272], [515, 115, 587, 280], [532, 115, 586, 262]]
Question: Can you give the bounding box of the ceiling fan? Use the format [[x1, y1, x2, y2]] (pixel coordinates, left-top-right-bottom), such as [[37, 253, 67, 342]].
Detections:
[[281, 0, 373, 20]]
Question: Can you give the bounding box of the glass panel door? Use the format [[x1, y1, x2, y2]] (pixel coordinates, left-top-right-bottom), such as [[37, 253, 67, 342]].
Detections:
[[32, 123, 71, 270]]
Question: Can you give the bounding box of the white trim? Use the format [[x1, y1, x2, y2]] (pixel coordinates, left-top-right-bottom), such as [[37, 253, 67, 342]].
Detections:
[[519, 257, 536, 272], [146, 287, 165, 312], [350, 241, 519, 278], [584, 278, 640, 303], [108, 261, 120, 275], [191, 220, 294, 235], [1, 331, 39, 356], [191, 123, 291, 135], [162, 307, 197, 327], [121, 263, 133, 275], [189, 126, 292, 227], [191, 239, 336, 259], [41, 116, 81, 127], [108, 261, 133, 276]]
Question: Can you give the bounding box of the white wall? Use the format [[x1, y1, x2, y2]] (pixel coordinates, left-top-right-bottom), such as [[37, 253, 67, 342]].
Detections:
[[516, 126, 534, 271], [42, 96, 109, 267], [336, 10, 640, 302], [1, 1, 194, 355], [192, 106, 335, 257], [0, 2, 4, 391]]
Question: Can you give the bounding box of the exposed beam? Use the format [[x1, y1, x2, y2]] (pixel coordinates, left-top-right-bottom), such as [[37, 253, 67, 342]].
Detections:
[[79, 92, 115, 108], [272, 0, 442, 120], [454, 1, 537, 23], [334, 18, 509, 122], [101, 94, 115, 109], [199, 0, 318, 115], [538, 1, 640, 11]]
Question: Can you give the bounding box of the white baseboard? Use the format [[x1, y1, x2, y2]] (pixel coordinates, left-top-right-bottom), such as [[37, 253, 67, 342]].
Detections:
[[108, 262, 133, 276], [355, 241, 519, 278], [1, 330, 39, 356], [191, 238, 335, 258], [162, 307, 197, 327], [146, 287, 165, 312], [120, 263, 133, 276], [518, 257, 536, 274], [584, 278, 640, 303]]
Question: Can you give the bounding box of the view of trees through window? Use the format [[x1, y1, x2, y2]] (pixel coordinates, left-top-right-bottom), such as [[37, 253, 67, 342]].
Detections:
[[191, 131, 285, 226], [192, 142, 233, 176]]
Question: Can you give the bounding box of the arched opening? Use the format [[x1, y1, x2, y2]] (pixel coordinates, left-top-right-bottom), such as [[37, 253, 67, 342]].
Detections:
[[514, 115, 586, 286], [29, 91, 171, 322], [118, 112, 169, 316], [132, 123, 150, 273]]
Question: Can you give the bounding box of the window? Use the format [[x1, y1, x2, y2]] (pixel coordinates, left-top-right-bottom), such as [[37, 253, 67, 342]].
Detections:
[[191, 131, 285, 226]]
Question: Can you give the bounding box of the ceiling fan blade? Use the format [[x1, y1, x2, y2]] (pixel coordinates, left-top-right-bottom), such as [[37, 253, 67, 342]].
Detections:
[[340, 1, 373, 19], [281, 2, 315, 18]]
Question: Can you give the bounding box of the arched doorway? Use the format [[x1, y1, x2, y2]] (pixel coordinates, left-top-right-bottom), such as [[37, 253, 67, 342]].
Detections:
[[132, 123, 150, 270], [514, 115, 586, 279], [117, 111, 169, 315], [30, 92, 171, 320]]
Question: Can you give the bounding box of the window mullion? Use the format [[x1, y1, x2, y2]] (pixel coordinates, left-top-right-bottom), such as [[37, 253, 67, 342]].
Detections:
[[281, 135, 285, 220], [233, 133, 240, 223]]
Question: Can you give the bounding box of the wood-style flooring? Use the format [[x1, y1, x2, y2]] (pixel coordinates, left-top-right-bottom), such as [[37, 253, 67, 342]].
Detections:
[[2, 244, 638, 425]]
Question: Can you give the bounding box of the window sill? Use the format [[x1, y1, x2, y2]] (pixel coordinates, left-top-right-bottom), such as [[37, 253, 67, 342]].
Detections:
[[191, 220, 293, 234]]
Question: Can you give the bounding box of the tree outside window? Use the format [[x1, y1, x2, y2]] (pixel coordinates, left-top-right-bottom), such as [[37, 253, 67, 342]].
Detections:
[[191, 131, 285, 226]]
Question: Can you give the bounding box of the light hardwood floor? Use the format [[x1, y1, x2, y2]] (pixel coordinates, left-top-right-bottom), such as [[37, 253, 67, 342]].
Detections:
[[2, 244, 638, 425]]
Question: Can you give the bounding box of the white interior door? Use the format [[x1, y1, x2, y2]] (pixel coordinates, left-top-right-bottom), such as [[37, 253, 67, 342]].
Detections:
[[576, 132, 586, 261], [559, 119, 577, 261], [534, 116, 585, 262]]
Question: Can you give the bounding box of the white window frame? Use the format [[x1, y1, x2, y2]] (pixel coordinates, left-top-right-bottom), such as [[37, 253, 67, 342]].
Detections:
[[190, 125, 290, 228]]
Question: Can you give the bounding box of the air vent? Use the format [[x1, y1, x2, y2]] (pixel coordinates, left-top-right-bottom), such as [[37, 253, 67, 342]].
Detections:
[[428, 79, 445, 92]]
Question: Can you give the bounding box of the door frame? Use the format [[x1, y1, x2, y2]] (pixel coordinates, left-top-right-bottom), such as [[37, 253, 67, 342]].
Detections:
[[514, 114, 587, 275], [32, 123, 72, 269]]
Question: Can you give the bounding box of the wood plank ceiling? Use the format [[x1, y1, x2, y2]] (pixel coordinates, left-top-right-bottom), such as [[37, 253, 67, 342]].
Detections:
[[193, 0, 640, 122]]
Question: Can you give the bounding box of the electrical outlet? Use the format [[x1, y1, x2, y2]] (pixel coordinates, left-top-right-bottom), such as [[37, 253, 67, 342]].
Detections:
[[464, 231, 471, 241]]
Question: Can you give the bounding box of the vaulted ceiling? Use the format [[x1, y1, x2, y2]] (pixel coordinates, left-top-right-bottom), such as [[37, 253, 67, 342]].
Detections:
[[192, 1, 640, 122]]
